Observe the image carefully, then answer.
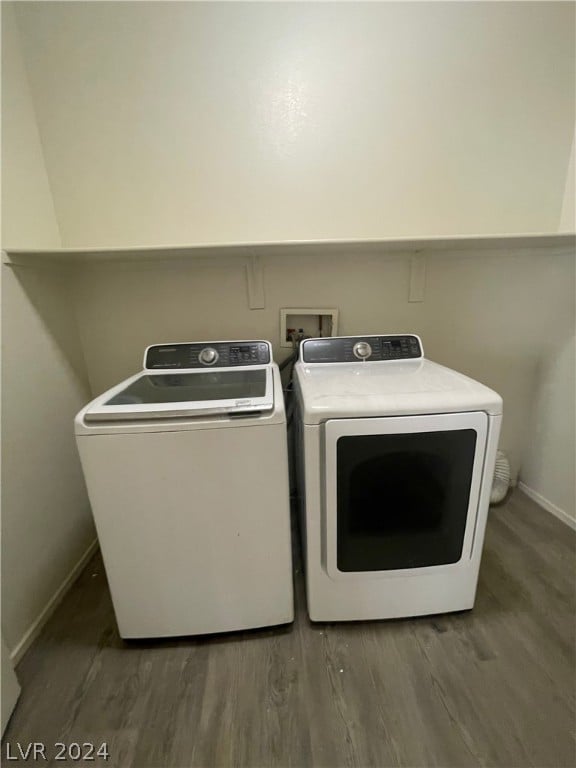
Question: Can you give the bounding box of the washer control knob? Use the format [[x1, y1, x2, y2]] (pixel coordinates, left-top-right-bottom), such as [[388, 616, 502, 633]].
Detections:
[[199, 347, 219, 365], [353, 341, 372, 360]]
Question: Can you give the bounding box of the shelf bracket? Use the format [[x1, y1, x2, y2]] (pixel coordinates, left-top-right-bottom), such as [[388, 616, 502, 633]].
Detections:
[[245, 252, 265, 310], [2, 250, 19, 267], [409, 251, 426, 302]]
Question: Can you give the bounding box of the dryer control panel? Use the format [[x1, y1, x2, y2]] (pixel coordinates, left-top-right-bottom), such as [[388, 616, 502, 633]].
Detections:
[[144, 341, 272, 369], [300, 335, 423, 364]]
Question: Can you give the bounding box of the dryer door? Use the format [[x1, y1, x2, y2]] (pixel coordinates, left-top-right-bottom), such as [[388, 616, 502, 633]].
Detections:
[[324, 412, 488, 578]]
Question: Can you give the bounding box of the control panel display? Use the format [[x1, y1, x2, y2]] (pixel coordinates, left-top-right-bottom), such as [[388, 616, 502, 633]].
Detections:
[[301, 335, 422, 363], [145, 341, 271, 369]]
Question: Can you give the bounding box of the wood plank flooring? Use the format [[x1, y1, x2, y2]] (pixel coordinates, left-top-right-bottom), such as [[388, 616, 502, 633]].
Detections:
[[3, 490, 575, 767]]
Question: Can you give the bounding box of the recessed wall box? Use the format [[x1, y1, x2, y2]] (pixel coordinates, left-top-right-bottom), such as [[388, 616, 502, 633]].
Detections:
[[280, 308, 339, 349]]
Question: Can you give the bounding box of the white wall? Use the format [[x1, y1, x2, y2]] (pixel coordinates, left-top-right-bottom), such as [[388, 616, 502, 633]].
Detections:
[[72, 245, 575, 487], [1, 4, 94, 657], [14, 1, 575, 248]]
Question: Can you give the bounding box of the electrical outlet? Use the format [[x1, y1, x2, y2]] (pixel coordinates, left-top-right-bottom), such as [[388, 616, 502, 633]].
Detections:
[[280, 308, 339, 349]]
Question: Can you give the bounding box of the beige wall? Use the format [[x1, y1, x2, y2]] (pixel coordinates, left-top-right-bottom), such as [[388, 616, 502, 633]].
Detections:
[[559, 130, 575, 232], [1, 634, 20, 735], [522, 122, 575, 523], [14, 1, 575, 248], [72, 245, 575, 488], [1, 3, 60, 247], [521, 333, 576, 524], [1, 4, 94, 656]]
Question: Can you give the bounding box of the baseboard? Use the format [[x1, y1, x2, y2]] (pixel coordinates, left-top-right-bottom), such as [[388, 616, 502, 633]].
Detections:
[[518, 482, 576, 531], [10, 538, 99, 665]]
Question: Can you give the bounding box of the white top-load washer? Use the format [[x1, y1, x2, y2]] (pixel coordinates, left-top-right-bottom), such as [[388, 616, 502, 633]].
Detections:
[[75, 340, 293, 639], [293, 334, 503, 622]]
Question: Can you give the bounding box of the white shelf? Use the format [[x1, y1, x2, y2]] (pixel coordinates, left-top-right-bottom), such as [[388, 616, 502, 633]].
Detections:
[[2, 232, 575, 266], [4, 233, 573, 309]]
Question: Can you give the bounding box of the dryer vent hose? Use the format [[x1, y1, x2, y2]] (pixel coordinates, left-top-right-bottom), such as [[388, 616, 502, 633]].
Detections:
[[490, 450, 511, 505]]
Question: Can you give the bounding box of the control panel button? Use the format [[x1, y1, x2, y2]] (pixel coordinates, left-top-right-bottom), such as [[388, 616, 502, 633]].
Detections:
[[199, 347, 219, 365], [353, 341, 372, 360]]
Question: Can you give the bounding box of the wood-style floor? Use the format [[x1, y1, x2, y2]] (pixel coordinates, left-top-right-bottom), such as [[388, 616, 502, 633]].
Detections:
[[4, 490, 575, 768]]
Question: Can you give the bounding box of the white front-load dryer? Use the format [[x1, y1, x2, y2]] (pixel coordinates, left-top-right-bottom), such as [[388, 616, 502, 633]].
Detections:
[[75, 340, 293, 638], [293, 334, 502, 622]]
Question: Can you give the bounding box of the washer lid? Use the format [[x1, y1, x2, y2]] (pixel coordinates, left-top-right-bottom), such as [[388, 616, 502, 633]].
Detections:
[[81, 365, 274, 424], [294, 359, 502, 424]]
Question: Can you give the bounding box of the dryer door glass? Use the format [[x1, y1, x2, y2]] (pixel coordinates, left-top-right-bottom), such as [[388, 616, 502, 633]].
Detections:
[[336, 429, 477, 571]]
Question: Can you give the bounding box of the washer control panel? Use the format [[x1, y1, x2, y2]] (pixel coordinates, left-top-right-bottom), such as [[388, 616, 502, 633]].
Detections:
[[145, 341, 272, 369], [301, 335, 423, 364]]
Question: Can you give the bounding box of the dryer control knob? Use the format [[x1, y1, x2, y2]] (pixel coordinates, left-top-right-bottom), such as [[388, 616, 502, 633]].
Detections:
[[199, 347, 219, 365], [353, 341, 372, 360]]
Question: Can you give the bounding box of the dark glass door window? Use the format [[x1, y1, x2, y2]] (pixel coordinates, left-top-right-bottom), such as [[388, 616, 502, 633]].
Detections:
[[105, 370, 267, 405], [336, 429, 477, 571]]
